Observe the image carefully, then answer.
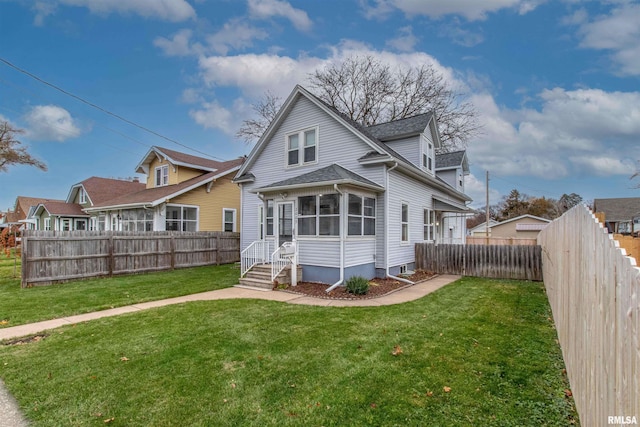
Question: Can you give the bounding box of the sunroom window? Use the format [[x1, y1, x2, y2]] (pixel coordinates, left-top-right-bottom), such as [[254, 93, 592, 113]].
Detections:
[[348, 194, 376, 236], [298, 194, 339, 236]]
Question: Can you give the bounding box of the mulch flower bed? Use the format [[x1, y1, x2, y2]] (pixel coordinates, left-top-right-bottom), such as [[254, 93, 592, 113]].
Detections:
[[278, 270, 436, 300]]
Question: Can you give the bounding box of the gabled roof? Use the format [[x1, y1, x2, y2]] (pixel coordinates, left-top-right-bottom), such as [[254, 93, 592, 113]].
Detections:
[[494, 214, 552, 227], [135, 146, 228, 175], [253, 164, 385, 193], [34, 201, 88, 217], [366, 113, 434, 141], [13, 196, 63, 220], [435, 151, 469, 174], [235, 85, 470, 202], [593, 197, 640, 222], [86, 157, 245, 211], [67, 177, 146, 205]]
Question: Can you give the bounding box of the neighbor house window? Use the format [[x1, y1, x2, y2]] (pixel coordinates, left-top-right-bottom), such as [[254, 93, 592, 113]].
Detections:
[[286, 127, 317, 167], [166, 205, 197, 231], [44, 218, 51, 231], [155, 165, 169, 187], [78, 188, 86, 204], [223, 208, 236, 232], [298, 194, 340, 236], [98, 215, 106, 231], [423, 209, 435, 241], [121, 209, 154, 232], [401, 203, 409, 242], [348, 194, 376, 236], [266, 200, 274, 236]]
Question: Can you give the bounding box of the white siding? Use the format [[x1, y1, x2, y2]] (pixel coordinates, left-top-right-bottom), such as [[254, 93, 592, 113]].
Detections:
[[437, 169, 456, 189], [384, 136, 420, 168], [298, 239, 340, 266], [345, 239, 376, 267]]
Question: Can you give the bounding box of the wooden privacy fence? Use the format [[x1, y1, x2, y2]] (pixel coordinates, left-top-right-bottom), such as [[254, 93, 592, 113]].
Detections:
[[21, 231, 240, 287], [415, 243, 542, 281], [538, 205, 639, 426], [466, 236, 538, 246]]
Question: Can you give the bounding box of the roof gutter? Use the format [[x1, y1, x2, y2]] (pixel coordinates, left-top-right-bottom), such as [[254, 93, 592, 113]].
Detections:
[[325, 184, 345, 293]]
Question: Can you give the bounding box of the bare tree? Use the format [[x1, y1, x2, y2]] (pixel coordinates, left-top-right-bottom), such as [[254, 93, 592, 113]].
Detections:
[[237, 55, 481, 151], [0, 121, 47, 172], [310, 55, 480, 151], [235, 91, 283, 144]]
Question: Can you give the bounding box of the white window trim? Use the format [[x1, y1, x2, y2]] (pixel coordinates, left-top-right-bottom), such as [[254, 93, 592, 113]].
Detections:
[[423, 208, 435, 242], [347, 193, 376, 237], [79, 187, 86, 204], [297, 193, 340, 237], [401, 202, 410, 245], [223, 208, 237, 232], [166, 204, 199, 232], [258, 205, 264, 240], [44, 217, 51, 231], [285, 126, 319, 168], [155, 164, 169, 187]]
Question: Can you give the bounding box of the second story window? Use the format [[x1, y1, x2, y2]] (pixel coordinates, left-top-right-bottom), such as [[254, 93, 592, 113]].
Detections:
[[287, 127, 317, 167], [155, 165, 169, 187], [78, 187, 86, 204]]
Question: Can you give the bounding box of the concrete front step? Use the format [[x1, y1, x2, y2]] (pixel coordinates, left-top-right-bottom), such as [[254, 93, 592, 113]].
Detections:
[[238, 277, 273, 290]]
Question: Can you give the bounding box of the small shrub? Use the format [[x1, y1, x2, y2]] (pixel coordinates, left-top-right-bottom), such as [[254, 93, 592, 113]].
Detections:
[[346, 276, 370, 295]]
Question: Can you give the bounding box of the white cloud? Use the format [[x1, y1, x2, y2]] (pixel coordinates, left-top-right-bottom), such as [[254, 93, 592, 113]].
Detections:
[[468, 88, 640, 180], [192, 42, 463, 135], [386, 26, 418, 52], [43, 0, 196, 23], [361, 0, 544, 21], [206, 18, 269, 55], [189, 98, 251, 134], [154, 29, 202, 57], [32, 2, 57, 26], [440, 22, 484, 47], [24, 105, 82, 142], [465, 173, 501, 208], [248, 0, 312, 31], [571, 2, 640, 75]]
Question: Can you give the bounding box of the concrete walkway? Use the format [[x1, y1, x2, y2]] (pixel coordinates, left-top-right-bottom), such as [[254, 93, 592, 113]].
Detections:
[[0, 274, 460, 426]]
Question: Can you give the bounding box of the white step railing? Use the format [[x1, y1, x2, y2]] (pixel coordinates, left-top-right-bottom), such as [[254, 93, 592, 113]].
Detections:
[[271, 241, 297, 285], [240, 240, 269, 277]]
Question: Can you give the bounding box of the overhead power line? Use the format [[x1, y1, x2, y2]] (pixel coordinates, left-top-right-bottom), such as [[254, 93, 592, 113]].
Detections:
[[0, 56, 225, 161]]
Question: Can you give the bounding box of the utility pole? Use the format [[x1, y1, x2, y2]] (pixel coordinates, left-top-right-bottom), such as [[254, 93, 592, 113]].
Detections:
[[486, 171, 490, 241]]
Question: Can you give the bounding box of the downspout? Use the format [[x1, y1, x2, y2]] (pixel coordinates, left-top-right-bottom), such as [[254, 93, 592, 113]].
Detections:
[[325, 184, 345, 292], [385, 162, 414, 286]]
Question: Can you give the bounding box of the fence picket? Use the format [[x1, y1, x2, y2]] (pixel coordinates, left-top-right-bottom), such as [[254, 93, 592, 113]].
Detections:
[[538, 205, 640, 426], [414, 243, 542, 281], [20, 230, 240, 287]]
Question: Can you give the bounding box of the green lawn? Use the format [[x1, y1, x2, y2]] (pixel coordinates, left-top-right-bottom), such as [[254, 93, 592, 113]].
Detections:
[[0, 253, 240, 327], [0, 277, 578, 426]]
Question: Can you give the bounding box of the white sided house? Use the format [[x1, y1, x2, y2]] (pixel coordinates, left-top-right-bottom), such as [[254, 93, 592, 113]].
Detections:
[[235, 85, 471, 289], [435, 151, 470, 244]]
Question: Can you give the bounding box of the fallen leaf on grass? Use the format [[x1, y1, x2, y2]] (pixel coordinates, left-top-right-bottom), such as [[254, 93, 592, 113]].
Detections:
[[0, 320, 8, 325], [370, 403, 377, 408], [231, 383, 236, 389], [392, 345, 403, 356], [564, 389, 572, 397], [426, 391, 433, 397], [443, 386, 451, 393], [120, 357, 129, 362], [104, 417, 115, 423]]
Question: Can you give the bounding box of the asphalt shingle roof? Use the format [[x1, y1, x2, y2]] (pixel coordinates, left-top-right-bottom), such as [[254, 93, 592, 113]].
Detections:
[[436, 151, 466, 169], [593, 198, 640, 222], [40, 201, 88, 216], [256, 164, 384, 192], [365, 112, 434, 141], [79, 177, 146, 205]]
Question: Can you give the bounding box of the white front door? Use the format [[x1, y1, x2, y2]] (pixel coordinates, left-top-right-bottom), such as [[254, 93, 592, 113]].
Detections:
[[276, 201, 294, 247]]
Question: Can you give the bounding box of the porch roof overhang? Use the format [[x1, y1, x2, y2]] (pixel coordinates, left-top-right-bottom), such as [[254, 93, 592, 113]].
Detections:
[[252, 164, 385, 195], [433, 196, 470, 213]]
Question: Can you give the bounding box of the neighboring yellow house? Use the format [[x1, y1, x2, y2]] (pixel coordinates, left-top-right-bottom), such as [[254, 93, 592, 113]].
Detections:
[[84, 146, 245, 232]]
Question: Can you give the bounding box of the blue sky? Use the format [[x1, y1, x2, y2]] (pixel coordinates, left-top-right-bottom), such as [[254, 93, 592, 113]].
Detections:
[[1, 0, 639, 212]]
